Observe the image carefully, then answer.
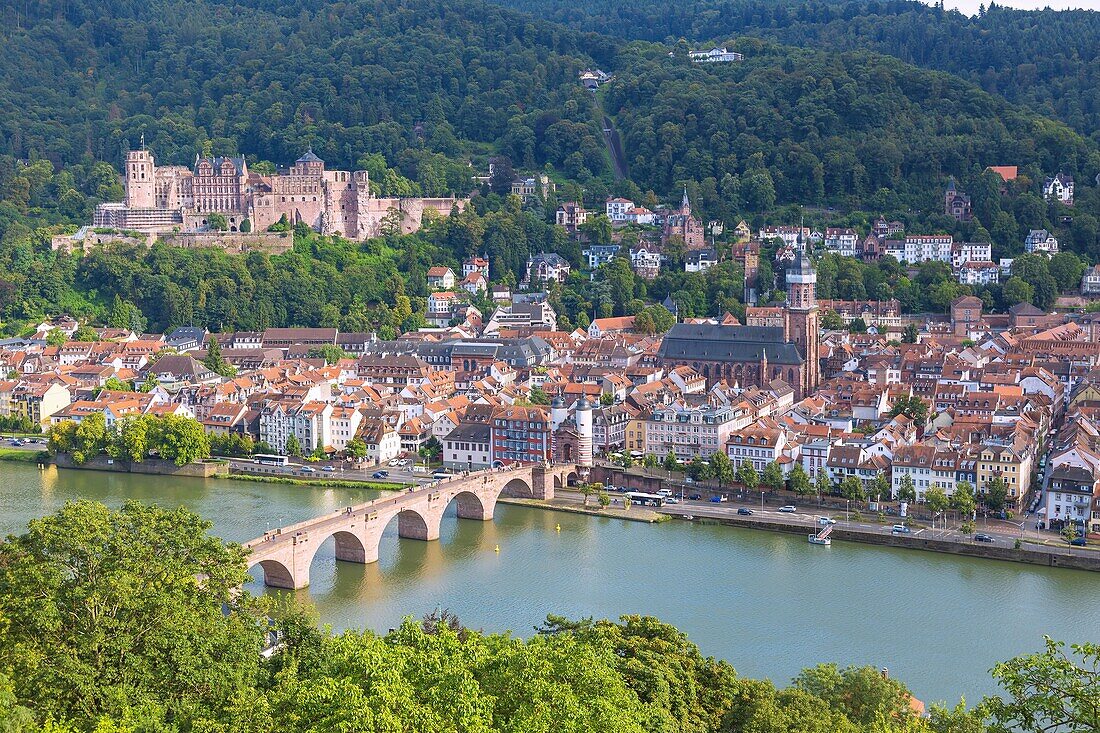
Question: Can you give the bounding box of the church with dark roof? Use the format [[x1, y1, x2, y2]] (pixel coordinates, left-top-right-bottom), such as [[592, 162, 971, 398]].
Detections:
[[658, 236, 821, 399]]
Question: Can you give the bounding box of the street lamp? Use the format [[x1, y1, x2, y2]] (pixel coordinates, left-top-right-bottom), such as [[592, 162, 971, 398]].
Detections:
[[846, 500, 850, 525], [760, 491, 764, 511]]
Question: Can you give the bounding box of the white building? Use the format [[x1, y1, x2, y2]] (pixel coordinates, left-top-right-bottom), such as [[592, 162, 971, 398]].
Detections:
[[1024, 229, 1059, 255], [360, 417, 401, 464], [645, 404, 746, 461], [951, 241, 992, 269], [685, 248, 718, 273], [957, 261, 1001, 286], [605, 197, 634, 222], [1043, 173, 1074, 206], [823, 228, 859, 257], [442, 422, 493, 470], [903, 235, 953, 264], [689, 47, 743, 63], [524, 252, 571, 285], [328, 405, 364, 452], [1082, 265, 1100, 296], [1044, 463, 1097, 533], [259, 400, 333, 455], [726, 425, 788, 473], [759, 226, 809, 248], [582, 244, 620, 270]]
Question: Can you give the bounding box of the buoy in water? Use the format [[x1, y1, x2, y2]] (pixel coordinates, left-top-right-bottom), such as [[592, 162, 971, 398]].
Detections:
[[494, 544, 500, 553], [555, 524, 561, 532]]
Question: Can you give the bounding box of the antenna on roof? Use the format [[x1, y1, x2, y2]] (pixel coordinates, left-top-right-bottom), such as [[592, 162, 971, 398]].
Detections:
[[140, 132, 146, 151]]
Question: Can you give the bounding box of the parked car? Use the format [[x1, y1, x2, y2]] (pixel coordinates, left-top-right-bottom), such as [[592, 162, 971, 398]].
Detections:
[[688, 493, 702, 501], [890, 524, 910, 534], [322, 466, 336, 472], [778, 505, 797, 513], [974, 533, 994, 543], [737, 507, 754, 516], [657, 489, 673, 497], [301, 466, 317, 473], [664, 497, 679, 504], [372, 470, 389, 479], [709, 495, 728, 503], [1069, 536, 1088, 547]]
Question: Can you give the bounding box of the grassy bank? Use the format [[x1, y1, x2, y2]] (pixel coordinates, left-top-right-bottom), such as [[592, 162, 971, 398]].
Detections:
[[498, 497, 669, 524], [0, 449, 48, 463], [226, 472, 411, 492]]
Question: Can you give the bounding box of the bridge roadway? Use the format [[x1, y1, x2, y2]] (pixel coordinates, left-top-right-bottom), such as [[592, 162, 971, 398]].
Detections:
[[243, 463, 578, 589]]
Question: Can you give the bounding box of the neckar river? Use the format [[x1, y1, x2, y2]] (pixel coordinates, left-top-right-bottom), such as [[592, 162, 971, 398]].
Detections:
[[4, 463, 1098, 704]]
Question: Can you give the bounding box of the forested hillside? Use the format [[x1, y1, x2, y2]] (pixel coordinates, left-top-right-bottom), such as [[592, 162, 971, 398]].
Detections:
[[1, 0, 1100, 331], [606, 40, 1096, 215], [498, 0, 1100, 138], [0, 0, 612, 180]]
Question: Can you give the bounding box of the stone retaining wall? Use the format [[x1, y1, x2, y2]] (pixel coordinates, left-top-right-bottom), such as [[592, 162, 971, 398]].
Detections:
[[53, 453, 227, 478], [690, 514, 1100, 572]]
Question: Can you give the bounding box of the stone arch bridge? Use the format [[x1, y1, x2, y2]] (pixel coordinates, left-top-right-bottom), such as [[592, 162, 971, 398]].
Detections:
[[243, 463, 579, 589]]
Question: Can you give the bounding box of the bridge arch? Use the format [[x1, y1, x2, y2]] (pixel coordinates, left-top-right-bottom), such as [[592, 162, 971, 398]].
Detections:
[[448, 489, 495, 521], [500, 476, 534, 499], [393, 507, 438, 541], [331, 529, 368, 564], [250, 557, 295, 590]]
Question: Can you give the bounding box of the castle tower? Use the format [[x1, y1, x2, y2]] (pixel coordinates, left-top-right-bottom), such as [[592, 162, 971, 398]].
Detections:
[[575, 396, 593, 468], [784, 231, 820, 398], [125, 149, 156, 209]]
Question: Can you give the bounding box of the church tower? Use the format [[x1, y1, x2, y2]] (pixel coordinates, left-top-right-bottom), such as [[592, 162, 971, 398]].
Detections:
[[784, 232, 820, 398]]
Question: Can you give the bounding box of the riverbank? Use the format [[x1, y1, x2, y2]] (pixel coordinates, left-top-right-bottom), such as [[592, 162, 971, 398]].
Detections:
[[0, 448, 47, 463], [226, 472, 412, 492], [673, 509, 1100, 572], [498, 497, 667, 523]]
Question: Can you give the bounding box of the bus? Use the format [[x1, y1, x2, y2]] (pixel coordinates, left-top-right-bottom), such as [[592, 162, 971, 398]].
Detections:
[[625, 491, 665, 507], [253, 454, 289, 467]]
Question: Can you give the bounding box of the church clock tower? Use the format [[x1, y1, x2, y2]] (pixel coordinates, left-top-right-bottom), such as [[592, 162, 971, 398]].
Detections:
[[784, 233, 820, 398]]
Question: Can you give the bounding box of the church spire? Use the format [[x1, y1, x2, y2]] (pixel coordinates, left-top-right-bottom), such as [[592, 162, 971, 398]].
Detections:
[[681, 186, 690, 212]]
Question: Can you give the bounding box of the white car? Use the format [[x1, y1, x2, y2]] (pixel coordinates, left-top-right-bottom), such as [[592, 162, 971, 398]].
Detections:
[[818, 516, 837, 525], [778, 505, 797, 513]]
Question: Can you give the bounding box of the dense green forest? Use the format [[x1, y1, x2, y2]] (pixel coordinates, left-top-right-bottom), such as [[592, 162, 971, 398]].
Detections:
[[1, 0, 1099, 330], [497, 0, 1100, 138], [604, 40, 1097, 217], [1, 500, 1095, 732]]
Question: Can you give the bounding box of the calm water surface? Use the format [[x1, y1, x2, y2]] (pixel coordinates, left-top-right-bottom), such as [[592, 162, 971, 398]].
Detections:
[[3, 463, 1098, 704]]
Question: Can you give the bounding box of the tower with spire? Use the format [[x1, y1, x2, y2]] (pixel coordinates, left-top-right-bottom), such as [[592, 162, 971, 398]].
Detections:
[[784, 224, 820, 396]]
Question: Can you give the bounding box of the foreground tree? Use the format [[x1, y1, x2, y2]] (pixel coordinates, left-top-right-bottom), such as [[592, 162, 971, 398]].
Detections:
[[794, 663, 917, 726], [0, 501, 264, 729], [984, 638, 1100, 733]]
